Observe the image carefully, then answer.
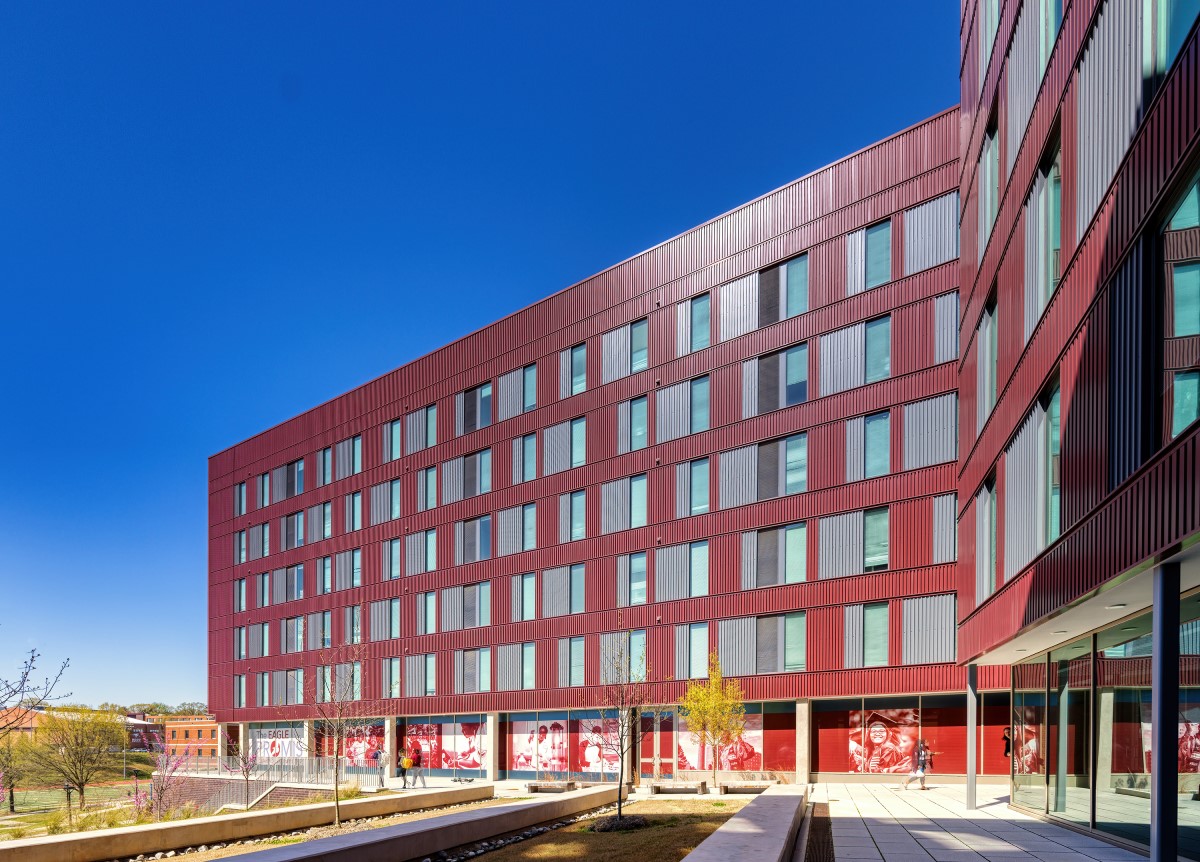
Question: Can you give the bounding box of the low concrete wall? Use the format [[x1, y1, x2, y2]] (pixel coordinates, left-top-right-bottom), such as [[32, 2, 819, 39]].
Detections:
[[686, 784, 807, 862], [232, 784, 623, 861], [0, 784, 491, 862]]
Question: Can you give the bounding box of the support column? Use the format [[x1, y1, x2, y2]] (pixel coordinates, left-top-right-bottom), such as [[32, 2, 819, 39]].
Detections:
[[1096, 689, 1114, 796], [796, 699, 812, 784], [383, 718, 397, 782], [967, 664, 978, 810], [304, 720, 317, 757], [1151, 561, 1180, 862], [485, 713, 501, 783]]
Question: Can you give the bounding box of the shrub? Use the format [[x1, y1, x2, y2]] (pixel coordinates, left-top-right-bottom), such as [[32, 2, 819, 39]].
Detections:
[[42, 810, 69, 835]]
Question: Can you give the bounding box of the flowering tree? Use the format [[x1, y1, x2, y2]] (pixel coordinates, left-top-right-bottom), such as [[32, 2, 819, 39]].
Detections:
[[220, 730, 258, 810], [148, 743, 192, 820]]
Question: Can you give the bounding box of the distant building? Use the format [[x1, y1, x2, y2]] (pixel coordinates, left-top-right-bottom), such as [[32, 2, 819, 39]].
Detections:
[[161, 715, 219, 758]]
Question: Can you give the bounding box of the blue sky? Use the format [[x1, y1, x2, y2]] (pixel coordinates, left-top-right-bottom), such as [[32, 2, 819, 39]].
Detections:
[[0, 2, 959, 708]]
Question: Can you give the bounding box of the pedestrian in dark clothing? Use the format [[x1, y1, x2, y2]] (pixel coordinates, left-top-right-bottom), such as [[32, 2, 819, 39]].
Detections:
[[902, 739, 932, 790], [408, 744, 427, 788]]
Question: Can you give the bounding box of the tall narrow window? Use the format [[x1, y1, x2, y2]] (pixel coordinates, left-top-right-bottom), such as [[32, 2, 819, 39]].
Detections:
[[570, 343, 587, 395], [321, 502, 332, 539], [784, 344, 808, 405], [569, 637, 585, 686], [522, 503, 537, 550], [424, 654, 436, 697], [570, 417, 586, 467], [425, 405, 438, 448], [1174, 262, 1200, 337], [865, 220, 892, 289], [318, 448, 332, 486], [630, 396, 648, 451], [351, 548, 361, 586], [1044, 154, 1062, 305], [980, 121, 999, 255], [784, 612, 806, 671], [629, 552, 647, 605], [690, 293, 711, 351], [521, 642, 536, 689], [630, 474, 648, 527], [689, 459, 709, 514], [690, 376, 710, 433], [387, 539, 401, 580], [570, 490, 586, 541], [785, 255, 809, 318], [630, 318, 649, 373], [864, 317, 891, 383], [318, 557, 332, 594], [424, 529, 437, 571], [520, 572, 536, 621], [688, 623, 709, 679], [348, 492, 362, 531], [234, 482, 246, 516], [233, 578, 246, 612], [863, 411, 890, 478], [570, 564, 586, 614], [421, 592, 437, 634], [862, 603, 889, 667], [421, 466, 437, 510], [1173, 372, 1200, 438], [1045, 386, 1061, 542], [630, 629, 647, 682], [863, 508, 890, 572], [390, 479, 402, 519], [689, 541, 709, 597], [523, 363, 538, 412], [389, 419, 402, 462], [521, 434, 537, 482], [351, 436, 362, 475], [784, 433, 807, 494], [784, 523, 807, 584]]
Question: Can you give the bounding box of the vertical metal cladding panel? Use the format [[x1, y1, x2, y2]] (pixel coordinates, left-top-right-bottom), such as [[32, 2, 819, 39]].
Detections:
[[845, 417, 865, 483], [674, 625, 689, 681], [542, 567, 569, 617], [616, 401, 631, 455], [558, 349, 572, 400], [557, 637, 570, 688], [404, 655, 424, 698], [616, 555, 630, 608], [404, 410, 425, 455], [270, 466, 286, 504], [369, 482, 389, 526], [306, 613, 322, 650], [1023, 173, 1047, 343], [455, 391, 468, 438], [1076, 0, 1144, 242], [601, 324, 631, 384], [758, 265, 782, 328], [496, 643, 521, 691], [369, 599, 388, 642], [599, 631, 628, 685], [843, 605, 865, 669], [454, 521, 466, 565], [818, 511, 864, 579], [381, 419, 393, 464], [675, 302, 691, 358], [453, 650, 466, 694], [405, 532, 425, 576], [557, 494, 571, 544], [655, 380, 691, 443], [441, 585, 464, 632], [463, 584, 478, 627], [901, 594, 957, 664], [442, 457, 464, 505], [975, 484, 996, 602], [759, 615, 785, 674], [496, 368, 523, 422], [932, 493, 958, 563], [845, 228, 867, 295], [742, 360, 758, 418], [511, 438, 523, 485], [334, 550, 354, 590], [655, 543, 689, 602], [758, 352, 781, 414], [740, 532, 757, 590], [543, 421, 570, 475], [1005, 0, 1041, 177], [719, 445, 758, 510], [819, 323, 866, 396], [718, 617, 756, 677], [248, 524, 263, 562], [902, 393, 959, 469], [975, 308, 995, 434], [306, 504, 322, 544], [335, 438, 354, 481], [510, 574, 523, 622], [497, 505, 521, 556], [903, 192, 960, 274], [272, 569, 286, 605], [1003, 404, 1047, 582], [719, 274, 759, 342], [601, 477, 631, 534], [756, 440, 780, 501], [674, 462, 691, 519], [934, 292, 960, 363], [756, 528, 780, 587], [1107, 242, 1146, 491]]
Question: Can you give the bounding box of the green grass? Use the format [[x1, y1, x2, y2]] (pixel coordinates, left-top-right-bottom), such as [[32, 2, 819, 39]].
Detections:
[[2, 782, 139, 814]]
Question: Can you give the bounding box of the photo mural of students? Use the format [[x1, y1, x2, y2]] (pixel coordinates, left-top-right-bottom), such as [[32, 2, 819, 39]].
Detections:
[[444, 720, 487, 770], [507, 720, 568, 773], [572, 719, 621, 776], [676, 713, 764, 772], [849, 711, 915, 774]]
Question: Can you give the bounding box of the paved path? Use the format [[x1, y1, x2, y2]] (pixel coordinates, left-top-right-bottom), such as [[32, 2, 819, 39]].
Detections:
[[813, 784, 1146, 861]]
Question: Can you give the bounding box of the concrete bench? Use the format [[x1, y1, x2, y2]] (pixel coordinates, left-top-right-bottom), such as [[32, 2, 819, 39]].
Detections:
[[648, 780, 707, 795], [525, 780, 576, 793], [687, 785, 807, 862], [717, 780, 781, 794]]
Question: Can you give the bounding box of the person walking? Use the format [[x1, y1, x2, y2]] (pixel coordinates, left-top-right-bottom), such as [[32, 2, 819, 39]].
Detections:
[[408, 743, 427, 789], [901, 739, 932, 790], [399, 748, 410, 789]]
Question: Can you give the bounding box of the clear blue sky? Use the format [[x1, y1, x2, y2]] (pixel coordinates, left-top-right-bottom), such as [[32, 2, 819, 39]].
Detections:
[[0, 2, 959, 708]]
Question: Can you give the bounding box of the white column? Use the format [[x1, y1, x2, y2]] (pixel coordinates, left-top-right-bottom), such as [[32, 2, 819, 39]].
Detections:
[[796, 699, 812, 784], [967, 665, 978, 809], [485, 713, 501, 782]]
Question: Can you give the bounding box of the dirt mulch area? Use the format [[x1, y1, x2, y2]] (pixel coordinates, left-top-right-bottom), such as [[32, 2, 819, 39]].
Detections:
[[804, 801, 834, 862], [442, 796, 751, 862]]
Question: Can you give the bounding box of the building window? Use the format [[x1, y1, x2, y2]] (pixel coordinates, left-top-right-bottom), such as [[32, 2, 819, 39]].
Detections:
[[420, 466, 437, 511], [630, 318, 649, 372], [629, 396, 648, 451], [690, 376, 710, 433], [389, 479, 402, 519], [864, 411, 890, 478], [317, 556, 332, 594], [283, 617, 304, 654], [785, 255, 809, 317], [385, 657, 401, 699], [570, 343, 587, 395], [865, 220, 892, 289], [461, 382, 493, 434], [863, 603, 889, 667], [387, 419, 402, 462], [347, 606, 361, 644], [320, 502, 332, 539], [689, 541, 709, 597], [352, 435, 362, 474], [285, 564, 304, 601], [569, 564, 586, 614], [387, 538, 401, 580], [864, 316, 892, 384], [628, 552, 647, 605], [628, 629, 647, 682], [234, 530, 246, 564], [1174, 371, 1200, 438], [523, 363, 537, 412], [1171, 174, 1199, 229], [979, 120, 999, 254], [568, 637, 585, 687], [233, 578, 246, 612], [347, 492, 362, 531], [256, 573, 270, 608], [784, 612, 806, 671], [1040, 152, 1063, 311], [463, 648, 491, 693], [785, 344, 808, 405], [630, 473, 648, 527], [521, 434, 537, 482], [351, 549, 362, 587], [774, 433, 805, 495], [569, 490, 586, 541], [570, 417, 586, 467], [689, 459, 709, 515], [863, 507, 890, 572], [258, 523, 270, 557], [460, 515, 492, 563], [785, 522, 807, 584], [424, 529, 438, 571], [233, 627, 246, 660], [424, 654, 436, 697], [689, 293, 711, 352], [234, 482, 246, 517], [317, 447, 332, 486], [316, 610, 331, 648], [1044, 386, 1062, 542], [687, 623, 709, 679], [518, 572, 536, 621], [257, 473, 269, 509], [233, 675, 245, 708], [283, 511, 305, 550], [521, 642, 536, 689], [978, 297, 998, 421], [1174, 261, 1200, 337], [420, 591, 437, 634], [521, 503, 537, 550]]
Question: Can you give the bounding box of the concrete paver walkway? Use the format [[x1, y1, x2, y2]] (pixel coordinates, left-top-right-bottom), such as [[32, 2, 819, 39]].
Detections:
[[814, 784, 1146, 862]]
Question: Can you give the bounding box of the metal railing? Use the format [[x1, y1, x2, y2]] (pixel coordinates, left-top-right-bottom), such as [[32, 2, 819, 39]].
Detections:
[[178, 756, 383, 792]]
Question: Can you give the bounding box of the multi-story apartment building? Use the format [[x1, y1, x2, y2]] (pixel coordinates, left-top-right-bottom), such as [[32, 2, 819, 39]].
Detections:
[[163, 715, 220, 758], [957, 0, 1199, 856], [209, 109, 1013, 787]]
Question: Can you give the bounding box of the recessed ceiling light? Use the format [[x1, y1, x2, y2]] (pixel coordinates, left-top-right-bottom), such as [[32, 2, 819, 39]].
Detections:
[[1105, 604, 1127, 610], [1016, 648, 1028, 652], [1053, 630, 1068, 635], [1121, 627, 1136, 632]]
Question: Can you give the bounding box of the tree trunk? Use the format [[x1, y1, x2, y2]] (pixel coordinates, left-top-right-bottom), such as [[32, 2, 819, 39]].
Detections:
[[711, 742, 718, 792], [244, 775, 250, 809], [333, 759, 341, 827], [8, 784, 14, 814], [78, 786, 85, 810]]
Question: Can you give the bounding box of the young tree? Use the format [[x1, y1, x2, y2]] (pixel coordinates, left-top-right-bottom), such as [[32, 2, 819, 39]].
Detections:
[[23, 708, 124, 809], [313, 646, 373, 827], [148, 742, 193, 820], [677, 652, 746, 790], [0, 736, 34, 813], [220, 730, 258, 810], [597, 628, 652, 822], [0, 629, 68, 739]]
